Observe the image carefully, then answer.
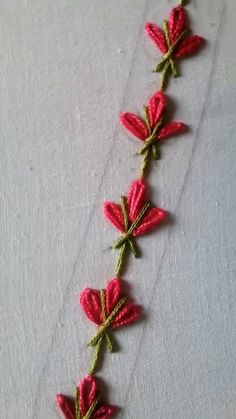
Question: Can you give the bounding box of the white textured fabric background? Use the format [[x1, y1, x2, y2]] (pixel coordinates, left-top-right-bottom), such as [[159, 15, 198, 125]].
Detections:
[[0, 0, 236, 418]]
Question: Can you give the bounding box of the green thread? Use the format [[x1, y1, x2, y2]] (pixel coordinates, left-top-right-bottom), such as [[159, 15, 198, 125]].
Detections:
[[138, 118, 163, 174], [143, 105, 151, 134], [160, 60, 171, 90], [163, 21, 178, 78], [75, 388, 80, 419], [83, 398, 100, 419], [88, 292, 127, 374], [113, 202, 151, 249], [153, 26, 188, 88], [179, 0, 187, 5], [115, 242, 128, 277], [140, 148, 150, 178], [89, 335, 103, 375], [114, 197, 150, 276]]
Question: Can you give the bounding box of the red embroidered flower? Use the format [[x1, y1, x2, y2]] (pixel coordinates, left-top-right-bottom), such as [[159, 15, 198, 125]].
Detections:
[[145, 6, 205, 87], [104, 179, 167, 275], [56, 375, 116, 419], [120, 91, 185, 166], [80, 278, 140, 328], [80, 278, 141, 373]]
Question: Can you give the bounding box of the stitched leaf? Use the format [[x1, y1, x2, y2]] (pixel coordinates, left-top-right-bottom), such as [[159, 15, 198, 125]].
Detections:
[[120, 112, 148, 140], [112, 303, 141, 328], [80, 289, 103, 325], [175, 35, 205, 58], [56, 394, 75, 419], [148, 91, 165, 130], [169, 6, 186, 44], [127, 179, 147, 223], [79, 376, 97, 417], [105, 278, 121, 315], [158, 122, 186, 140], [133, 207, 167, 236], [145, 22, 168, 53], [103, 202, 125, 232], [93, 405, 116, 418]]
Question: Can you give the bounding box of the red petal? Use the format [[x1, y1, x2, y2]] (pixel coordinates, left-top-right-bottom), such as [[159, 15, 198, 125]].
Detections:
[[105, 278, 122, 316], [79, 375, 97, 417], [127, 179, 147, 223], [169, 6, 186, 44], [175, 35, 205, 58], [145, 22, 168, 54], [120, 112, 148, 140], [103, 202, 125, 233], [158, 122, 186, 140], [93, 404, 116, 418], [80, 288, 103, 325], [112, 303, 141, 328], [133, 207, 167, 236], [148, 91, 165, 131], [56, 394, 75, 419]]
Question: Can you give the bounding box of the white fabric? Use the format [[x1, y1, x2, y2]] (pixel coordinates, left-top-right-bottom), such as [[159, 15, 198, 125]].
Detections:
[[0, 0, 235, 418]]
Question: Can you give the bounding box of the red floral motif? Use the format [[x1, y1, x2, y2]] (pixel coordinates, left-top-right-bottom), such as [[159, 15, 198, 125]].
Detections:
[[80, 278, 141, 373], [104, 179, 167, 275], [80, 278, 140, 329], [120, 91, 185, 162], [145, 6, 205, 87], [104, 178, 166, 237], [56, 375, 116, 419]]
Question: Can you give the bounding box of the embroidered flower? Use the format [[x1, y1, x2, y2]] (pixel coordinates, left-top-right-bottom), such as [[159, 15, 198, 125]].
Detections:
[[120, 91, 185, 175], [80, 278, 141, 373], [104, 179, 167, 275], [145, 6, 205, 87], [56, 375, 116, 419]]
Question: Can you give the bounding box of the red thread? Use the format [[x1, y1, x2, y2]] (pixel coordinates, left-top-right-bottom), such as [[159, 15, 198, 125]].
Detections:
[[80, 278, 140, 329], [145, 6, 204, 59], [56, 375, 116, 419], [104, 179, 166, 237], [119, 113, 148, 141], [120, 91, 185, 144]]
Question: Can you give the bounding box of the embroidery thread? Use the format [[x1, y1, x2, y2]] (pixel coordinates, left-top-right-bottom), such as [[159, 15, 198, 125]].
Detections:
[[56, 1, 205, 417], [145, 5, 204, 88]]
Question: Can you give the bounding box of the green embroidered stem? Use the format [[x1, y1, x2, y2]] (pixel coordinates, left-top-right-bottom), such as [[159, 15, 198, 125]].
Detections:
[[88, 294, 127, 374], [140, 148, 150, 178], [160, 60, 170, 90], [115, 242, 128, 277], [89, 335, 104, 375], [179, 0, 187, 5]]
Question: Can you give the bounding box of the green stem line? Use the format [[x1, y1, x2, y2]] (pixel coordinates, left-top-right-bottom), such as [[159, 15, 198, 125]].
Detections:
[[89, 336, 104, 375], [115, 242, 128, 277], [140, 148, 150, 178], [160, 60, 171, 90]]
